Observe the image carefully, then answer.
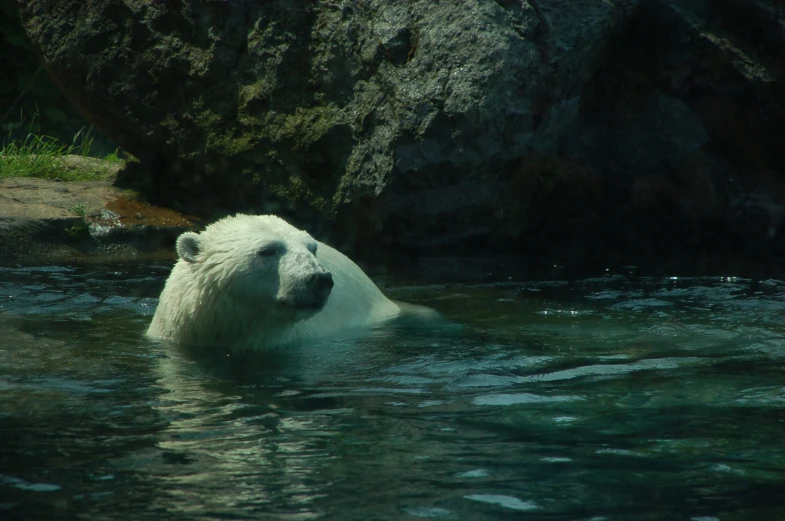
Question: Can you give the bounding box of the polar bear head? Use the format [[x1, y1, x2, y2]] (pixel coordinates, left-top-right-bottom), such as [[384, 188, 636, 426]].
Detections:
[[175, 214, 334, 322]]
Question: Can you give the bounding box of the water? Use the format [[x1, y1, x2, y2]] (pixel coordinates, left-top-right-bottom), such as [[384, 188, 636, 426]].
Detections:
[[1, 265, 785, 520]]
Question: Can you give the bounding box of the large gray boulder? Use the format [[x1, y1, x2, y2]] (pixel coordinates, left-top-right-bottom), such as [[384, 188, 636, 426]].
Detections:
[[18, 0, 785, 270], [18, 1, 638, 247]]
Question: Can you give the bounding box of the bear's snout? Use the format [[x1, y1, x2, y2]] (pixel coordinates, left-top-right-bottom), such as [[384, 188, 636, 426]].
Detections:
[[309, 271, 334, 295], [281, 271, 334, 312]]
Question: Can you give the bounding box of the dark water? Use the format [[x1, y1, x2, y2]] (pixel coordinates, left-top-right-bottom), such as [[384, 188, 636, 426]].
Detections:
[[1, 265, 785, 521]]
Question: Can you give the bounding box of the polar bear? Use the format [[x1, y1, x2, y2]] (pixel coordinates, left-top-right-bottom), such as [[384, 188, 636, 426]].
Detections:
[[147, 214, 425, 351]]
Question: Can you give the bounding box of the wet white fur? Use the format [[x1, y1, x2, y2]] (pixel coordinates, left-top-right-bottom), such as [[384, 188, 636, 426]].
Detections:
[[147, 214, 402, 351]]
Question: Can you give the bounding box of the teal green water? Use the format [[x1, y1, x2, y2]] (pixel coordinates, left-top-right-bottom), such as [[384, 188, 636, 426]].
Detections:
[[1, 265, 784, 520]]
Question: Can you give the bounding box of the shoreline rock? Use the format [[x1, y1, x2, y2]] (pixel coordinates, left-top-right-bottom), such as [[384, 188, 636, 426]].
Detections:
[[0, 168, 201, 265], [0, 172, 782, 278]]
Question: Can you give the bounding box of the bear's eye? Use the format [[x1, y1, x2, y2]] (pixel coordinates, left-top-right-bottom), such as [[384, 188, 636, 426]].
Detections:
[[257, 244, 281, 257], [307, 242, 318, 254]]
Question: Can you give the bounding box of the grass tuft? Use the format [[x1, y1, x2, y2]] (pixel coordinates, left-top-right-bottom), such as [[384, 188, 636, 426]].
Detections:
[[0, 124, 126, 181], [68, 203, 86, 218], [103, 148, 126, 164]]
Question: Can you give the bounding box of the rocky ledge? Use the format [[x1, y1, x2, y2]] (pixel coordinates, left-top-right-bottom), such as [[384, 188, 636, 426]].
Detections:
[[0, 158, 200, 265]]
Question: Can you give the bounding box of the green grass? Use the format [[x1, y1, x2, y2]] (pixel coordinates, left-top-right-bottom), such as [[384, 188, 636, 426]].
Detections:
[[103, 148, 125, 164], [68, 203, 86, 218], [0, 126, 126, 181]]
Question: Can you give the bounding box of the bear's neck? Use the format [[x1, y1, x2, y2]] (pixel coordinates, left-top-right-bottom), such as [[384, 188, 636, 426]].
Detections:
[[188, 280, 293, 350]]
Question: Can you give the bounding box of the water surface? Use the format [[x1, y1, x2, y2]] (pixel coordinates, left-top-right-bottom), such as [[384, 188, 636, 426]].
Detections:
[[1, 265, 784, 520]]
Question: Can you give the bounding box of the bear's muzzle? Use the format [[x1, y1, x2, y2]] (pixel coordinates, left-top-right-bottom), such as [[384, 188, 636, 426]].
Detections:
[[280, 271, 334, 312]]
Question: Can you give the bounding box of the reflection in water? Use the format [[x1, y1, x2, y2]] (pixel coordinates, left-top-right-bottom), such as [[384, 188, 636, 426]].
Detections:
[[1, 265, 785, 520], [152, 349, 332, 519]]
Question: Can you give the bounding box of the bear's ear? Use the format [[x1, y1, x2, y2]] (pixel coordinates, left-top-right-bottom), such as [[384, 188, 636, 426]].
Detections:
[[176, 232, 202, 263]]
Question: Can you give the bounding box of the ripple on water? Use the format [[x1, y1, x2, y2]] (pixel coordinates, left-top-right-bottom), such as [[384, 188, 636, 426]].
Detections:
[[0, 475, 61, 493], [473, 392, 585, 406], [402, 506, 457, 519], [463, 494, 538, 511]]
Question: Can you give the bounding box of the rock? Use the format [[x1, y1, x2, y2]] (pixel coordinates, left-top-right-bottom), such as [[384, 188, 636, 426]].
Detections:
[[16, 0, 785, 270], [515, 0, 785, 264], [54, 154, 124, 179], [17, 0, 639, 249], [0, 173, 201, 265], [728, 194, 785, 241]]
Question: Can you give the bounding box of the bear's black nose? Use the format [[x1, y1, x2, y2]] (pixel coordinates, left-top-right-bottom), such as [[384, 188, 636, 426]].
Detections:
[[311, 271, 334, 292]]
